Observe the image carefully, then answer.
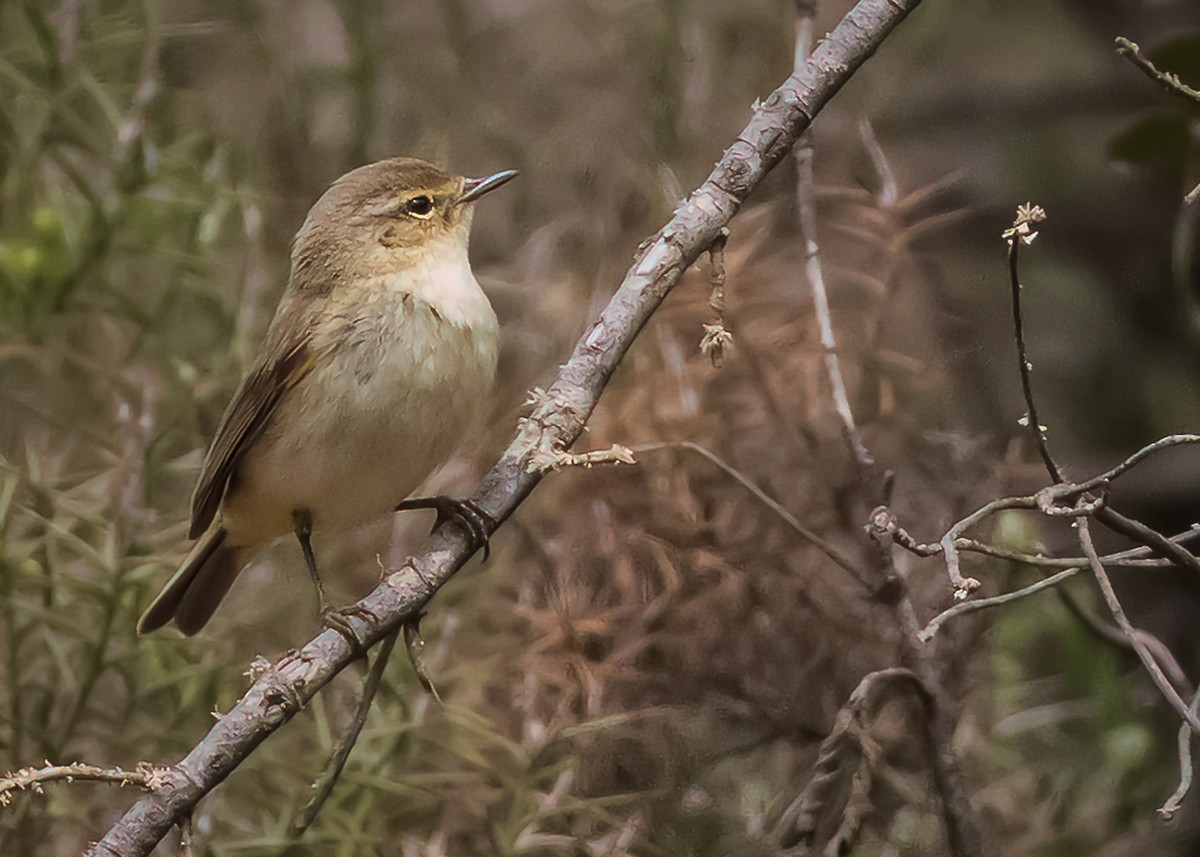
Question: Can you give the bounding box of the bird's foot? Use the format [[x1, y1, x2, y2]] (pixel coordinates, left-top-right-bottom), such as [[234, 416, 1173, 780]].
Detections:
[[395, 496, 495, 561], [320, 603, 378, 657]]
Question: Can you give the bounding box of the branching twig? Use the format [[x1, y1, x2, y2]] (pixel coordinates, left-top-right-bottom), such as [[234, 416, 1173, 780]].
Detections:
[[1005, 206, 1200, 579], [87, 3, 927, 853], [1077, 519, 1200, 734], [894, 521, 1200, 568]]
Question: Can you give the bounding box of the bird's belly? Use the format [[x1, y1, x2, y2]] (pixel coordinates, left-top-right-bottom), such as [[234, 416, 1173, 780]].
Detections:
[[221, 303, 497, 546]]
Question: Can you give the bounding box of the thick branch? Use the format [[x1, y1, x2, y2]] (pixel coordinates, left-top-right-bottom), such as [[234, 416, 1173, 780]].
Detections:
[[87, 2, 924, 853]]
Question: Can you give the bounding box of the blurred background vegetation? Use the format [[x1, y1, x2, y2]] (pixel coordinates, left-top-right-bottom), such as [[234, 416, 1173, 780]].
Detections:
[[2, 0, 1200, 854]]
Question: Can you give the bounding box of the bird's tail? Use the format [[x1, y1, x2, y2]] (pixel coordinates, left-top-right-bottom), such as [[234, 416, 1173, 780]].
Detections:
[[137, 527, 246, 636]]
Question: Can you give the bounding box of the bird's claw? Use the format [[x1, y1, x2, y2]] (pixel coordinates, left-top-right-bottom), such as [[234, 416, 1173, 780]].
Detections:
[[396, 496, 495, 561], [320, 603, 378, 657]]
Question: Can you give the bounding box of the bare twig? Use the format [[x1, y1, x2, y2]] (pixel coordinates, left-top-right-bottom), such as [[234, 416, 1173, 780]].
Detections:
[[1005, 203, 1058, 481], [1068, 433, 1200, 492], [1160, 689, 1200, 819], [1, 762, 157, 807], [894, 521, 1200, 569], [919, 569, 1079, 641], [402, 619, 444, 706], [1112, 36, 1200, 204], [87, 3, 927, 852], [1078, 519, 1200, 733], [700, 228, 733, 367], [794, 8, 874, 478], [1114, 37, 1200, 105], [529, 443, 637, 474], [938, 495, 1038, 596]]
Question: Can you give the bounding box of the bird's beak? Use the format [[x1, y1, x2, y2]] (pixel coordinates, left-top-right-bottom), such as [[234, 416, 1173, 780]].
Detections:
[[459, 169, 519, 204]]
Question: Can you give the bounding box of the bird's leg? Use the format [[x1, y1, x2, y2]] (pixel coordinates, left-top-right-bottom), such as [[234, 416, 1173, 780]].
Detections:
[[292, 508, 375, 655], [292, 507, 331, 610], [394, 496, 495, 560]]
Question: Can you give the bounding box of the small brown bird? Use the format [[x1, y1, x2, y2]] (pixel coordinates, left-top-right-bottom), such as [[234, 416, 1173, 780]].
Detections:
[[138, 157, 517, 635]]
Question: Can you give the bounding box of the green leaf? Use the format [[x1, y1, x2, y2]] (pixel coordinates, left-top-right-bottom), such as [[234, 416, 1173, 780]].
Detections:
[[1107, 110, 1191, 171]]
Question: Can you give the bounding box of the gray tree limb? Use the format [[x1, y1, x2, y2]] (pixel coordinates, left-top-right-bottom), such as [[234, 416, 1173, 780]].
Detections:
[[87, 1, 926, 852]]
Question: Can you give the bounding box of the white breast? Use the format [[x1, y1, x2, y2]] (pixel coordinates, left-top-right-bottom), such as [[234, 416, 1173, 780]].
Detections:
[[221, 236, 499, 548]]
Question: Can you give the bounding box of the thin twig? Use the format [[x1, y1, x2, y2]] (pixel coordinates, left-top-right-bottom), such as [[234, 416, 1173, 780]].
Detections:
[[895, 522, 1200, 568], [700, 228, 733, 367], [0, 762, 156, 807], [939, 495, 1037, 596], [1114, 37, 1200, 105], [1113, 35, 1200, 206], [403, 619, 444, 706], [1160, 689, 1200, 819], [1078, 519, 1200, 733], [1005, 204, 1058, 482], [288, 627, 401, 837], [794, 12, 874, 478], [1068, 434, 1200, 494], [633, 441, 869, 589], [919, 569, 1078, 641], [88, 3, 928, 852]]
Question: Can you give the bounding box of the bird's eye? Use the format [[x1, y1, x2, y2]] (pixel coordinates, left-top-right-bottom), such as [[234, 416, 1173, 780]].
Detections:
[[405, 195, 434, 217]]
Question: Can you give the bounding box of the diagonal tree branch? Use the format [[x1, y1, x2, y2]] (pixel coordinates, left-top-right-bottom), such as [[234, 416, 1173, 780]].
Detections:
[[86, 1, 925, 853]]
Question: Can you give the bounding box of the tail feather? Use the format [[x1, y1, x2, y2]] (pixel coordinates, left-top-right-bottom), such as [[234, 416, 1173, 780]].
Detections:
[[138, 527, 245, 636]]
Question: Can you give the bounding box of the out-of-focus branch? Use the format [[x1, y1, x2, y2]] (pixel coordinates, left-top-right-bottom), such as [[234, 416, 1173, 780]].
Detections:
[[774, 668, 926, 855], [87, 2, 927, 853], [786, 4, 984, 856], [793, 2, 874, 479]]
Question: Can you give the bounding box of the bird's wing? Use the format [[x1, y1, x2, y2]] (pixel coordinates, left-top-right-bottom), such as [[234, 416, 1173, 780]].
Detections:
[[188, 314, 317, 540]]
